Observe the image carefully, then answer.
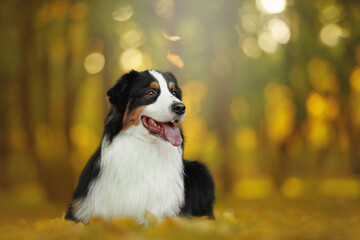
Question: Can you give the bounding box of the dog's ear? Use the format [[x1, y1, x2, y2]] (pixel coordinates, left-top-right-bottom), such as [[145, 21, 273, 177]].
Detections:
[[104, 71, 137, 142], [107, 80, 128, 107], [107, 70, 137, 109]]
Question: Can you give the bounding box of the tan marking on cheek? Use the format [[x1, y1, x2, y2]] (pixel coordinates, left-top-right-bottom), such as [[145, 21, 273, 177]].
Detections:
[[173, 122, 182, 129], [169, 82, 175, 89], [122, 101, 132, 127], [150, 81, 159, 89], [122, 106, 146, 131]]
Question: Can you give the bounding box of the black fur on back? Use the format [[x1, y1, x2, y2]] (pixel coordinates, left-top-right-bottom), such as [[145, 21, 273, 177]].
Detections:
[[65, 148, 101, 220], [180, 160, 215, 218]]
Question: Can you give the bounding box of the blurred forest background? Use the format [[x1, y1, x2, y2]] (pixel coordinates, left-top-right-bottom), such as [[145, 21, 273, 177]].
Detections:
[[1, 0, 360, 213]]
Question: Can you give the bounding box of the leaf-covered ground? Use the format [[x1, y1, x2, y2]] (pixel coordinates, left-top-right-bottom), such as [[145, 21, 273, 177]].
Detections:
[[1, 197, 359, 240]]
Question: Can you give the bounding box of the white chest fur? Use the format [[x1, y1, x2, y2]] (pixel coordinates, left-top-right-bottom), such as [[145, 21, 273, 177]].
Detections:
[[74, 128, 185, 224]]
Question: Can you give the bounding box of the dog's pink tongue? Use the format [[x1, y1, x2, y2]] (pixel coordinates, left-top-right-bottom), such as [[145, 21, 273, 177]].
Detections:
[[163, 124, 183, 146]]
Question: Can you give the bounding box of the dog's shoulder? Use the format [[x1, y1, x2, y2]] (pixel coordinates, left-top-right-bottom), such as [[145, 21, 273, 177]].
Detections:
[[65, 147, 101, 220], [181, 159, 215, 219]]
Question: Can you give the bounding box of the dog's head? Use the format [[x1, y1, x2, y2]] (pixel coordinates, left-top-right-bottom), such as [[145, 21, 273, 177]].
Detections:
[[105, 70, 185, 146]]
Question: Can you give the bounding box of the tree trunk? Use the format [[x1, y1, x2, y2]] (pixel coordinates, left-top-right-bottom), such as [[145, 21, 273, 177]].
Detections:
[[19, 1, 74, 203], [0, 77, 9, 191]]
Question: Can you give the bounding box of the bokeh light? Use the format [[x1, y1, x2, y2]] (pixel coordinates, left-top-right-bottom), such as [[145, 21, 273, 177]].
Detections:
[[241, 37, 261, 58], [240, 14, 258, 33], [234, 178, 274, 199], [350, 67, 360, 92], [119, 48, 143, 71], [307, 58, 339, 93], [268, 18, 291, 44], [235, 127, 258, 151], [306, 92, 326, 118], [256, 0, 287, 14], [319, 23, 344, 47], [119, 29, 146, 49], [264, 83, 295, 143], [112, 4, 134, 22], [154, 0, 174, 19], [319, 179, 360, 199], [84, 52, 105, 74], [306, 120, 333, 150], [319, 4, 345, 24], [258, 31, 278, 53], [305, 92, 339, 121]]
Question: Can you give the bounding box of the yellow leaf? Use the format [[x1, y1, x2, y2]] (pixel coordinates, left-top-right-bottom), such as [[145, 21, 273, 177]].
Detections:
[[166, 51, 184, 68], [162, 31, 181, 41], [145, 211, 159, 226], [89, 216, 104, 224]]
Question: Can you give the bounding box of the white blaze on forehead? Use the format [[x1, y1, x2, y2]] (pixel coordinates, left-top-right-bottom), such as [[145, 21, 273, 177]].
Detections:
[[149, 70, 172, 96]]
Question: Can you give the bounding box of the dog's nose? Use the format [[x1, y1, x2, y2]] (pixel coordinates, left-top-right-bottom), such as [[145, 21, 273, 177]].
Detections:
[[172, 102, 186, 116]]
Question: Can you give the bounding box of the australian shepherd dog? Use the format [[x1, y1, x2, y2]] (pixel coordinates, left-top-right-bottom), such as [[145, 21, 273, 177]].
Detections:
[[65, 70, 215, 224]]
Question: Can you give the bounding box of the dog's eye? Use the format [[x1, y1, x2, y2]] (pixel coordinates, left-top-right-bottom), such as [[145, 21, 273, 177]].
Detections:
[[171, 89, 177, 97], [147, 90, 156, 97]]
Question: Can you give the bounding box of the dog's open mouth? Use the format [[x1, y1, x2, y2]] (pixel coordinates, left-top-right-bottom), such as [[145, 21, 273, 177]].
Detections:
[[141, 116, 183, 146]]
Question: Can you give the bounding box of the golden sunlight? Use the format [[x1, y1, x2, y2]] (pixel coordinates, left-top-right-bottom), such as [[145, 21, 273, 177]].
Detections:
[[264, 83, 295, 143], [306, 92, 326, 118], [306, 120, 332, 150], [256, 0, 287, 14], [350, 67, 360, 92], [119, 48, 143, 71], [258, 32, 278, 53], [268, 18, 290, 44], [84, 52, 105, 74], [319, 24, 344, 47]]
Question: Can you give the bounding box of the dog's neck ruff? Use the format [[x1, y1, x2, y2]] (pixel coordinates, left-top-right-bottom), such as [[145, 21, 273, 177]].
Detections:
[[74, 126, 184, 224]]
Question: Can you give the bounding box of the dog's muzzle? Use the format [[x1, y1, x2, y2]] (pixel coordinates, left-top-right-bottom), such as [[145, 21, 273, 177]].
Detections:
[[171, 102, 186, 116]]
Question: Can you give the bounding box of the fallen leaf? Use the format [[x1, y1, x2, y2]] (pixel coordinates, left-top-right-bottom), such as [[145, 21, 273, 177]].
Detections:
[[145, 211, 159, 226], [162, 31, 181, 41], [89, 216, 104, 224], [167, 51, 184, 68]]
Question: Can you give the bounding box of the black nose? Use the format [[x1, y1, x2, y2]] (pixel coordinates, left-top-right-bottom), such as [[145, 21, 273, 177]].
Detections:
[[172, 102, 186, 116]]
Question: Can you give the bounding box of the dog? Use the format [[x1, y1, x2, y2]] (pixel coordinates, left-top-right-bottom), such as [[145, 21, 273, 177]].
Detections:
[[65, 70, 215, 224]]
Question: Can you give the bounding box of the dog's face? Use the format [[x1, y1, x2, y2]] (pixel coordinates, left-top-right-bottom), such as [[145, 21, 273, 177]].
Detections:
[[106, 70, 185, 146]]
